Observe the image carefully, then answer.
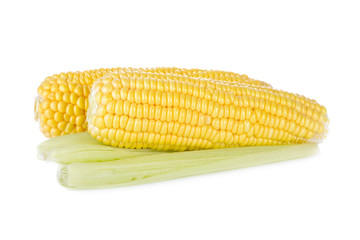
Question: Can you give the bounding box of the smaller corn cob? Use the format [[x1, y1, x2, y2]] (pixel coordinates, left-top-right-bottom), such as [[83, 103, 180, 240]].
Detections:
[[87, 71, 328, 151]]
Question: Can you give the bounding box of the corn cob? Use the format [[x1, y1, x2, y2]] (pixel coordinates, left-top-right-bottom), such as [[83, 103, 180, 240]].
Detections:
[[87, 71, 328, 151], [35, 67, 270, 138]]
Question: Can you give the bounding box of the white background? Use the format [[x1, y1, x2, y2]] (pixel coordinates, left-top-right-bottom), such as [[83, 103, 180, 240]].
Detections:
[[1, 0, 359, 239]]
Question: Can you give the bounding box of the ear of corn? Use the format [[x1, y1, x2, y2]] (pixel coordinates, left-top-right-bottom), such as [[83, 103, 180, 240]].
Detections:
[[87, 71, 328, 151], [35, 67, 328, 189], [35, 67, 269, 138]]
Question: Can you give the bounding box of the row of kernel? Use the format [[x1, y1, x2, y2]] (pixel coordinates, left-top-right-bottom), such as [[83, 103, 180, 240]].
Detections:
[[98, 99, 319, 138], [125, 68, 269, 87], [40, 97, 86, 113], [40, 121, 83, 137], [100, 100, 257, 123], [90, 113, 300, 145], [128, 73, 317, 115], [91, 125, 291, 150], [103, 72, 320, 121], [103, 88, 322, 129], [93, 127, 214, 149], [254, 107, 324, 134], [110, 76, 320, 121]]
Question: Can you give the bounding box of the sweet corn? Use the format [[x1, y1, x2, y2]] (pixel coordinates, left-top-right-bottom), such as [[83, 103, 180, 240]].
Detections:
[[87, 71, 328, 151], [35, 67, 269, 137]]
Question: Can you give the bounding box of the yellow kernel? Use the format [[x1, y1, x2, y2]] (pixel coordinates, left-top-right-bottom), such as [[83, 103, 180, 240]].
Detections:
[[69, 115, 77, 124], [289, 121, 296, 132], [123, 132, 131, 143], [154, 120, 163, 133], [239, 134, 247, 144], [59, 84, 69, 93], [160, 122, 168, 135], [75, 126, 85, 132], [133, 119, 142, 132], [237, 121, 245, 134], [74, 85, 83, 96], [68, 82, 76, 92], [147, 120, 155, 132], [185, 109, 193, 124], [66, 104, 74, 116], [55, 92, 63, 101], [58, 102, 67, 113], [129, 103, 137, 118], [50, 128, 61, 137], [122, 101, 131, 116], [103, 114, 113, 128], [125, 118, 135, 131], [100, 129, 109, 139], [41, 99, 50, 110], [95, 92, 103, 104], [50, 83, 59, 92], [120, 88, 129, 101], [101, 93, 113, 105], [219, 130, 227, 143], [105, 101, 116, 114], [112, 79, 122, 89], [225, 132, 233, 144], [63, 114, 70, 121], [94, 116, 105, 129], [62, 92, 71, 103], [108, 128, 117, 141], [47, 119, 57, 128], [115, 129, 125, 142], [113, 115, 120, 128], [114, 100, 124, 115], [94, 105, 106, 117], [111, 88, 121, 100], [220, 118, 228, 130], [218, 105, 224, 118], [76, 97, 85, 109], [240, 108, 246, 120], [44, 109, 54, 119], [58, 121, 67, 131], [211, 118, 220, 130], [74, 105, 83, 116], [178, 124, 186, 136], [183, 125, 191, 137], [119, 115, 129, 129], [101, 83, 114, 94], [54, 112, 64, 122], [41, 124, 51, 134], [70, 93, 78, 105], [190, 111, 199, 125], [96, 135, 103, 142], [159, 107, 167, 121], [129, 132, 137, 143]]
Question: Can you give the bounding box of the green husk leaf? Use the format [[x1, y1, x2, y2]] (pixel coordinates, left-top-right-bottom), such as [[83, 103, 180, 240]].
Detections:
[[58, 143, 319, 189], [37, 132, 162, 164]]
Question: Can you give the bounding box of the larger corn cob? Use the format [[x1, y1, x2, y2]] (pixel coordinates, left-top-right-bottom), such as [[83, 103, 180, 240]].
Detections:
[[35, 67, 270, 138], [87, 71, 328, 151]]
